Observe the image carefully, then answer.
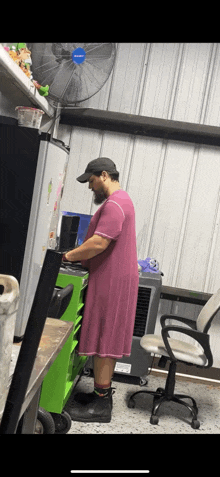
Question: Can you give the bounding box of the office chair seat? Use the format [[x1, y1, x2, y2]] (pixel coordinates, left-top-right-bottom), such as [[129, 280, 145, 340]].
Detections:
[[127, 287, 220, 429], [140, 334, 207, 366]]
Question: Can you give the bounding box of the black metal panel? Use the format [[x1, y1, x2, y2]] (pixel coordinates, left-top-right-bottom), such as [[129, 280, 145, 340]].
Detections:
[[160, 285, 211, 305], [60, 108, 220, 147], [0, 125, 41, 281], [133, 286, 151, 337]]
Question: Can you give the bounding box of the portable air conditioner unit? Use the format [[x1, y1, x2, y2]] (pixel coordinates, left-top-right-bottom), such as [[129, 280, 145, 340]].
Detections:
[[86, 272, 162, 384], [114, 272, 162, 383]]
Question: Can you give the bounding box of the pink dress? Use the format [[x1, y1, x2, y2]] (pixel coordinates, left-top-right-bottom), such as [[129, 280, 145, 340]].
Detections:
[[78, 190, 139, 358]]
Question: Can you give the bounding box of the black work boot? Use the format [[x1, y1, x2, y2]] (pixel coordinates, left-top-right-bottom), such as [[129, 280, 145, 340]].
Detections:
[[73, 387, 115, 409], [68, 390, 113, 423]]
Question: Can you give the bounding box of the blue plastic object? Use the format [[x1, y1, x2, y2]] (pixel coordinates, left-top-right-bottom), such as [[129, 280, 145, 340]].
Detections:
[[138, 257, 162, 274]]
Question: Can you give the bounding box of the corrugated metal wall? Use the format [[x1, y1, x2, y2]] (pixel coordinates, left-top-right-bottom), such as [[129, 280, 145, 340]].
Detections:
[[60, 43, 220, 294], [59, 43, 220, 370]]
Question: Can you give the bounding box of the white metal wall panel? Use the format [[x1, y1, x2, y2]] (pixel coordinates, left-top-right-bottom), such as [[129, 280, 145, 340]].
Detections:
[[176, 145, 220, 291], [90, 131, 134, 215], [127, 137, 166, 258], [138, 43, 182, 119], [61, 127, 102, 215], [60, 43, 220, 292], [61, 130, 220, 294], [205, 43, 220, 126], [106, 43, 147, 114], [76, 42, 220, 127], [138, 141, 196, 286], [58, 42, 220, 368], [171, 43, 213, 123], [81, 43, 148, 114]]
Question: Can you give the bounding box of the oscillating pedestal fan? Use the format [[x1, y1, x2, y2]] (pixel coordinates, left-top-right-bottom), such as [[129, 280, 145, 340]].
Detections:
[[27, 43, 116, 106]]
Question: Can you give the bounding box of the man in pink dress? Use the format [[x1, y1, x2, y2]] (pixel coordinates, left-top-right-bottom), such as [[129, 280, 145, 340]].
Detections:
[[64, 158, 139, 423]]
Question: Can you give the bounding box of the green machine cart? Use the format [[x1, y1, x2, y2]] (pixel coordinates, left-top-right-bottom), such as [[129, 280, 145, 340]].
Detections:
[[39, 263, 89, 432]]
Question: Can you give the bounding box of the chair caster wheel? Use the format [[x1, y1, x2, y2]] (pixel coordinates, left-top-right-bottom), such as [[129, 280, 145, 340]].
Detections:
[[140, 378, 148, 386], [128, 398, 135, 409], [150, 415, 159, 425], [191, 419, 200, 429], [156, 387, 164, 394]]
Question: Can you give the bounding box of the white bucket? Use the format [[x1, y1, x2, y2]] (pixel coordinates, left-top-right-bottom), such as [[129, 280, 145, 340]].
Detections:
[[0, 275, 19, 417], [15, 106, 44, 129]]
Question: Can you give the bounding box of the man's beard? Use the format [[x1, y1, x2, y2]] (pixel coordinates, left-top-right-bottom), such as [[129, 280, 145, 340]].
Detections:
[[93, 190, 106, 205]]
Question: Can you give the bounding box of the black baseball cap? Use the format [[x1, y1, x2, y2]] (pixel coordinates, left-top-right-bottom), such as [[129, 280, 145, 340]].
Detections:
[[76, 157, 118, 183]]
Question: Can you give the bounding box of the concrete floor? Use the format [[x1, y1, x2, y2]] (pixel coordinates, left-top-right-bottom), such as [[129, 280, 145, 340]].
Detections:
[[65, 372, 220, 434]]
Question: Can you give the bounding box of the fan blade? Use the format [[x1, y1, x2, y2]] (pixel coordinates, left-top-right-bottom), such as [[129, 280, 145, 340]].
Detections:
[[49, 61, 75, 101]]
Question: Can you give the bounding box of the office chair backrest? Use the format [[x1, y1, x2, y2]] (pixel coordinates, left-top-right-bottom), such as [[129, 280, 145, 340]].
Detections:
[[196, 288, 220, 333]]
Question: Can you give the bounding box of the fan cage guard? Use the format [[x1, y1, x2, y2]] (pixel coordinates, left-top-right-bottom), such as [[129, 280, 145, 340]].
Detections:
[[28, 43, 116, 106]]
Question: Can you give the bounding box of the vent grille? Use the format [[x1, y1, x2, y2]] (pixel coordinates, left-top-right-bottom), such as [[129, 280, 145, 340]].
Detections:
[[133, 286, 151, 337]]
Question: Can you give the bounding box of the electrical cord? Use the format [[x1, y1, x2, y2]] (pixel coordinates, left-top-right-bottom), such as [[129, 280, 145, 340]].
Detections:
[[46, 111, 62, 134], [46, 104, 80, 134]]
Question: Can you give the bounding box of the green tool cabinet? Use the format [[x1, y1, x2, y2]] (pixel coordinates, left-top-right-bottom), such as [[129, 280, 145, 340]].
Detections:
[[39, 265, 89, 414]]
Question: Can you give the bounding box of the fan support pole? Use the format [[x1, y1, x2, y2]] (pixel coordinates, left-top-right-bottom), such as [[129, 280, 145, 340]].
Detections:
[[51, 102, 62, 139]]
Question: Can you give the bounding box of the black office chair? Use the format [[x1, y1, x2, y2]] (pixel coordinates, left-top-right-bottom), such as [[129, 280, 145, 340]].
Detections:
[[128, 288, 220, 429], [47, 284, 73, 319]]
